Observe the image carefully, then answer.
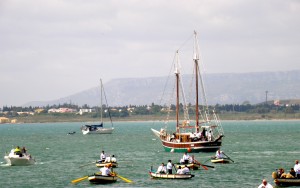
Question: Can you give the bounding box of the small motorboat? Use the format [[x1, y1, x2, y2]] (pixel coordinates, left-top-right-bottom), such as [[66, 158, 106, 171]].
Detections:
[[88, 174, 117, 184], [211, 157, 232, 164], [96, 162, 118, 168], [149, 171, 194, 179], [272, 171, 300, 186], [4, 148, 35, 166]]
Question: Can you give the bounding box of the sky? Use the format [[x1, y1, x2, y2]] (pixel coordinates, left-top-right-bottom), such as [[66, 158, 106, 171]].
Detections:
[[1, 0, 300, 107]]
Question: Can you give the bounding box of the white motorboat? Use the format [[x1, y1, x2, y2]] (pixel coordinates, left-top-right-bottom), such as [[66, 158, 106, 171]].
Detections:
[[4, 148, 35, 166]]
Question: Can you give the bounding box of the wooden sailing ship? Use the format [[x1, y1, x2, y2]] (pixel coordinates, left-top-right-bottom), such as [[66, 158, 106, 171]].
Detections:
[[151, 31, 224, 153]]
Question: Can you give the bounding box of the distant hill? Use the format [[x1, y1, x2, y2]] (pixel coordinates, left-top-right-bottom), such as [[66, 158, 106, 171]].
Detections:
[[24, 70, 300, 107]]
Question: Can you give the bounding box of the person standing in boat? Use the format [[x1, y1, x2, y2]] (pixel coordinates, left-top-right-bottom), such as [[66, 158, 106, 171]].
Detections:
[[100, 151, 106, 163], [166, 160, 173, 174], [215, 149, 225, 159], [258, 179, 273, 188], [294, 160, 300, 178], [156, 163, 167, 174], [181, 152, 190, 164]]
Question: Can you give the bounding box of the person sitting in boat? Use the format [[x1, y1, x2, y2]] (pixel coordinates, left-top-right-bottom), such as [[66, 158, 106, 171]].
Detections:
[[14, 146, 22, 157], [277, 168, 285, 178], [166, 160, 173, 174], [170, 133, 176, 142], [215, 149, 225, 159], [21, 147, 27, 155], [182, 165, 190, 174], [190, 132, 197, 142], [294, 160, 300, 178], [181, 152, 191, 164], [258, 179, 273, 188], [104, 156, 111, 163], [100, 164, 112, 176], [100, 151, 106, 163], [111, 155, 117, 163], [156, 163, 167, 174], [289, 168, 296, 178], [176, 166, 184, 174]]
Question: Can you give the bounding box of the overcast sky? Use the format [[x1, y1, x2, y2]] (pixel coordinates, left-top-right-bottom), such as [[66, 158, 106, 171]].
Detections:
[[1, 0, 300, 107]]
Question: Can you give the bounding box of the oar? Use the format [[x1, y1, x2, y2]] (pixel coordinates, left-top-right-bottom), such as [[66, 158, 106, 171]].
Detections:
[[114, 173, 133, 183], [193, 159, 208, 170], [79, 161, 96, 168], [201, 164, 215, 168], [222, 152, 234, 163], [71, 176, 88, 184]]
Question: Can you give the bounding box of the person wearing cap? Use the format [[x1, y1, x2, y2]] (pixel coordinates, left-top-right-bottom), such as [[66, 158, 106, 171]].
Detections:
[[258, 179, 273, 188], [294, 160, 300, 178]]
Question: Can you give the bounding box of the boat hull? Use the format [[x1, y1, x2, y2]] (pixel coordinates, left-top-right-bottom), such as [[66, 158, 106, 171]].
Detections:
[[152, 128, 222, 153], [96, 162, 118, 168], [4, 155, 35, 166], [88, 174, 117, 184], [211, 158, 231, 164], [272, 171, 300, 186], [149, 171, 194, 179], [82, 127, 114, 135], [274, 178, 300, 186]]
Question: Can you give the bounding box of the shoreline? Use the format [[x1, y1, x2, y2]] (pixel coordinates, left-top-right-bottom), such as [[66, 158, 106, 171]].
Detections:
[[2, 116, 300, 124]]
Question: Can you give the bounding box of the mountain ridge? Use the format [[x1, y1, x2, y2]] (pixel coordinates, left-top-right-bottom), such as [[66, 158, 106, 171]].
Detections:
[[24, 70, 300, 107]]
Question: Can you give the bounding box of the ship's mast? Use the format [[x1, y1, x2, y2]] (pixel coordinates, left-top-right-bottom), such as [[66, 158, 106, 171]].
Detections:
[[193, 31, 200, 133], [194, 31, 210, 123], [175, 51, 180, 134], [100, 78, 103, 124]]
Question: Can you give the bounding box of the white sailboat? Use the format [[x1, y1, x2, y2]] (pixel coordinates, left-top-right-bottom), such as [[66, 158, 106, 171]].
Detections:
[[81, 79, 114, 135], [151, 31, 224, 152]]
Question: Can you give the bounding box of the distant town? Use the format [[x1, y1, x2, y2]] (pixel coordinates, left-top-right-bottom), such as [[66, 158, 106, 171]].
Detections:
[[1, 99, 300, 123]]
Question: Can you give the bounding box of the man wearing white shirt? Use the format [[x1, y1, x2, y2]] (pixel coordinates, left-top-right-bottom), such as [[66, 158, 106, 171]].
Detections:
[[167, 160, 173, 174], [294, 160, 300, 178], [156, 163, 167, 174], [215, 149, 225, 159], [258, 179, 273, 188], [182, 165, 190, 174], [182, 152, 190, 164]]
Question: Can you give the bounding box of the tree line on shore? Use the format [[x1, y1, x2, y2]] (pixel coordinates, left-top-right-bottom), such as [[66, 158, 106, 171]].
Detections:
[[1, 102, 300, 119]]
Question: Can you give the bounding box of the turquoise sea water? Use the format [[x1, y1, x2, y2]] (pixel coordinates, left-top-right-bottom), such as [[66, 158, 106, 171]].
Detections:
[[0, 120, 300, 188]]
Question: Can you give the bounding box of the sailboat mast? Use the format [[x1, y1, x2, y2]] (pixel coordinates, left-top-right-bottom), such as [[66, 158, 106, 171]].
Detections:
[[194, 31, 210, 122], [175, 51, 180, 134], [100, 79, 103, 124], [193, 31, 200, 133]]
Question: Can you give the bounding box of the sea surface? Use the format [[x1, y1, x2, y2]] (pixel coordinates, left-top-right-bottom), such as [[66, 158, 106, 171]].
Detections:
[[0, 120, 299, 188]]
